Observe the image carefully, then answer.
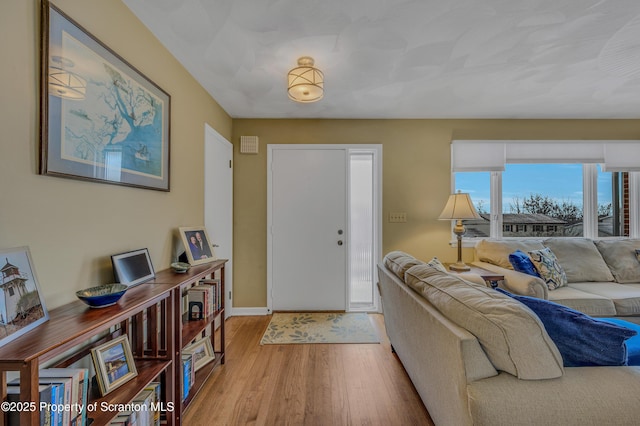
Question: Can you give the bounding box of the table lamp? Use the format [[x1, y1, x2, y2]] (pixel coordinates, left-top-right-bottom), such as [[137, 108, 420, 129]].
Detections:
[[438, 191, 481, 271]]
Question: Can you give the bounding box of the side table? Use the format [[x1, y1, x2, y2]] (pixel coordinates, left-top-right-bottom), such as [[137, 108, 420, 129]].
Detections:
[[446, 264, 504, 289]]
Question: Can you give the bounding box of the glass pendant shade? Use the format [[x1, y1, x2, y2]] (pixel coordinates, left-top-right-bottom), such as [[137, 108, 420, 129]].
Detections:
[[287, 56, 324, 103]]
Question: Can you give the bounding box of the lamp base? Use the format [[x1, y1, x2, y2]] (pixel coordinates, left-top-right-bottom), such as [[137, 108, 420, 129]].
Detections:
[[449, 262, 471, 272]]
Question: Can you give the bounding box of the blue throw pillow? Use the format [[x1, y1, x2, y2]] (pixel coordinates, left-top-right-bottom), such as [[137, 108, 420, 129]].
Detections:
[[496, 288, 637, 367], [508, 250, 540, 277]]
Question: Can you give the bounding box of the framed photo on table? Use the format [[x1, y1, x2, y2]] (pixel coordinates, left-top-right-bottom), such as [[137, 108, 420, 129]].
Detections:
[[0, 247, 49, 348], [179, 227, 216, 266], [111, 248, 155, 288], [40, 1, 171, 191], [91, 335, 138, 396]]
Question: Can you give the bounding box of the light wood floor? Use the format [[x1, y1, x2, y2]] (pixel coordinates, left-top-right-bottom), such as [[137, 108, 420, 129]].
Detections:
[[183, 314, 434, 426]]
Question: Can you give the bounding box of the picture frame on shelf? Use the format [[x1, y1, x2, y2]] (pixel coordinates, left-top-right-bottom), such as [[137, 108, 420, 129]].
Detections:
[[40, 1, 171, 191], [111, 248, 155, 288], [0, 247, 49, 348], [182, 338, 215, 372], [179, 226, 216, 266], [91, 335, 138, 396]]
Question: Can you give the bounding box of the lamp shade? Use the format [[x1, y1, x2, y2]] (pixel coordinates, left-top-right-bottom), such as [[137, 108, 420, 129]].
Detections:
[[287, 56, 324, 103], [438, 192, 481, 220]]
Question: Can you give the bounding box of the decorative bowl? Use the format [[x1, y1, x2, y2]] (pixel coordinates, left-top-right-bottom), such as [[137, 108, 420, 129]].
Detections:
[[171, 262, 191, 273], [76, 283, 128, 308]]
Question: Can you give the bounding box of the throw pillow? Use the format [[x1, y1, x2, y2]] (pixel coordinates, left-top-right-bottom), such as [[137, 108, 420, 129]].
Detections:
[[497, 289, 637, 367], [475, 239, 545, 270], [528, 247, 568, 290], [426, 256, 448, 273], [636, 249, 640, 263], [508, 250, 540, 277]]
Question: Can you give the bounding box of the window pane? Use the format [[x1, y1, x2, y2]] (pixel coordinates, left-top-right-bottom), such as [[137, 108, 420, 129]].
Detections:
[[455, 172, 490, 238], [598, 168, 627, 237], [503, 164, 583, 237]]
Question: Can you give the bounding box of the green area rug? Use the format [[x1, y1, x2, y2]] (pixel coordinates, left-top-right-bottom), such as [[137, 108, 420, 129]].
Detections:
[[260, 312, 380, 345]]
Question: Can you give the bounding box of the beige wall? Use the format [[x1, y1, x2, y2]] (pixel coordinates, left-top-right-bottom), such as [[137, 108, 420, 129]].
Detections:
[[0, 1, 231, 309], [231, 119, 640, 308]]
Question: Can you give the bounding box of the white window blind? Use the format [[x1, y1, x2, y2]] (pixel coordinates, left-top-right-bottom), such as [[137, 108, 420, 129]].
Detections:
[[452, 140, 640, 171]]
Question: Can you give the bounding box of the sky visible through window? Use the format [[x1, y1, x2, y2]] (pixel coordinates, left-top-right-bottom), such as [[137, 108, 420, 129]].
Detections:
[[456, 164, 613, 213]]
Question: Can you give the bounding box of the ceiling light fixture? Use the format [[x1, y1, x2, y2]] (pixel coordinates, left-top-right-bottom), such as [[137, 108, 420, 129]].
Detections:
[[287, 56, 323, 103], [49, 56, 86, 100]]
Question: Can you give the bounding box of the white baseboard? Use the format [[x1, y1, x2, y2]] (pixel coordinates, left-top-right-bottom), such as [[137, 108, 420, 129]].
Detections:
[[230, 307, 270, 316]]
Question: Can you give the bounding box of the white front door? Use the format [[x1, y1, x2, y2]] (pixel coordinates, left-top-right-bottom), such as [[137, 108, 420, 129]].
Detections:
[[204, 124, 233, 317], [268, 147, 347, 311]]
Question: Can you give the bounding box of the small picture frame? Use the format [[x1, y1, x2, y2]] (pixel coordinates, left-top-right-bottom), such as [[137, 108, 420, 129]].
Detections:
[[0, 247, 49, 347], [182, 338, 215, 371], [111, 248, 155, 288], [91, 335, 138, 396], [179, 227, 216, 266]]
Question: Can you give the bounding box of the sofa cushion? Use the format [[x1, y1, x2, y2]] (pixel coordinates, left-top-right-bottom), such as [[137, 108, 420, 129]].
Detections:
[[475, 239, 544, 270], [543, 238, 615, 283], [547, 286, 617, 316], [595, 239, 640, 284], [497, 289, 637, 367], [508, 250, 540, 277], [404, 264, 564, 380], [383, 251, 423, 280], [528, 247, 568, 290], [570, 283, 640, 316]]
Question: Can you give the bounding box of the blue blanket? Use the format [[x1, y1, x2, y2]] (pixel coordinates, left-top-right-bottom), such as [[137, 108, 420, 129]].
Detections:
[[497, 289, 638, 367]]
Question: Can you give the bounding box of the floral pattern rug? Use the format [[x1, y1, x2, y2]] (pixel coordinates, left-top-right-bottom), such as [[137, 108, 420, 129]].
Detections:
[[260, 312, 380, 345]]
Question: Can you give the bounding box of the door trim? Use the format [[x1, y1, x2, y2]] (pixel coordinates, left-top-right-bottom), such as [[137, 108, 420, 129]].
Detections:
[[267, 144, 383, 313]]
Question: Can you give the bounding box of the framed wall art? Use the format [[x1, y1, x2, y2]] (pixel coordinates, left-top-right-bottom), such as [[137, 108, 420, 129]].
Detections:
[[91, 335, 138, 396], [111, 248, 155, 288], [179, 226, 217, 266], [0, 247, 49, 347], [40, 1, 171, 191]]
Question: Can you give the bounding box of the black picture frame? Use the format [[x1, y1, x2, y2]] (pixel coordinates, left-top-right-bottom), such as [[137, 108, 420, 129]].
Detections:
[[111, 248, 155, 288]]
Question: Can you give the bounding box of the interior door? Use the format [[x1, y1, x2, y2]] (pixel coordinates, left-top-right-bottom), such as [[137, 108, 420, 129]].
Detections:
[[204, 124, 233, 318], [269, 147, 347, 311]]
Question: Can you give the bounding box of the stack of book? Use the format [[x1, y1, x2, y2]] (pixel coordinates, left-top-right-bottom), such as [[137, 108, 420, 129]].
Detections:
[[186, 279, 221, 318], [7, 367, 89, 426], [109, 382, 162, 426]]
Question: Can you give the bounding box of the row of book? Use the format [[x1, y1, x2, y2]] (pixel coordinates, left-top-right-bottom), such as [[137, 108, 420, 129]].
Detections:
[[185, 279, 221, 319], [181, 353, 195, 402], [6, 367, 89, 426], [109, 382, 161, 426]]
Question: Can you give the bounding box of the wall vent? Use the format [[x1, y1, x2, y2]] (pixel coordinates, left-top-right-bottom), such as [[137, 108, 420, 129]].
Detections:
[[240, 136, 259, 154]]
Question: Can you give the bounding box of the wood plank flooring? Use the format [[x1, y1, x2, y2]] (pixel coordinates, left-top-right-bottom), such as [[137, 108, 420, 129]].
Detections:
[[183, 314, 434, 426]]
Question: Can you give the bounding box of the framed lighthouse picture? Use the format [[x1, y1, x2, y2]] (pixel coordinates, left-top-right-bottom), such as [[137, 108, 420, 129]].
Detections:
[[0, 247, 49, 347]]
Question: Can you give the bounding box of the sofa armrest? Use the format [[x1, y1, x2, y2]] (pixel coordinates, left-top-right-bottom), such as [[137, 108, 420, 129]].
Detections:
[[472, 261, 548, 299]]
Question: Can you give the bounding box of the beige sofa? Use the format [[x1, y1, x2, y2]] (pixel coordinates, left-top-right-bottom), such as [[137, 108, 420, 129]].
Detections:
[[473, 238, 640, 321], [378, 251, 640, 426]]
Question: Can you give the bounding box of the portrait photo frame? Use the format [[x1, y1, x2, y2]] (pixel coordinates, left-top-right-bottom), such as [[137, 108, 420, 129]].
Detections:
[[91, 335, 138, 396], [179, 227, 217, 266], [111, 248, 155, 288], [40, 1, 171, 191], [183, 337, 215, 372], [0, 247, 49, 348]]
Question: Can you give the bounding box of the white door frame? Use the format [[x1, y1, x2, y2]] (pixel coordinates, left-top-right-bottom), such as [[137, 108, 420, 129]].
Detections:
[[204, 124, 233, 318], [267, 144, 382, 313]]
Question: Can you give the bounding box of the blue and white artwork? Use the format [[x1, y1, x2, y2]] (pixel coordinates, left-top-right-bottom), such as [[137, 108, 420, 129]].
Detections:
[[43, 5, 170, 191]]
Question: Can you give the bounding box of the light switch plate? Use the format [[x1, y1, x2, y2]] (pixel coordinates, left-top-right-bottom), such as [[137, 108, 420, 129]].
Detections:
[[389, 212, 407, 223]]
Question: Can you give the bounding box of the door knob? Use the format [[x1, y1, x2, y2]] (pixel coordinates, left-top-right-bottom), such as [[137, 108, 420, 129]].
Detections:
[[337, 240, 343, 246], [338, 229, 343, 235]]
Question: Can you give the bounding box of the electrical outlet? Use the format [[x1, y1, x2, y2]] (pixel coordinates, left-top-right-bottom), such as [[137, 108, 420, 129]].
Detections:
[[389, 212, 407, 223]]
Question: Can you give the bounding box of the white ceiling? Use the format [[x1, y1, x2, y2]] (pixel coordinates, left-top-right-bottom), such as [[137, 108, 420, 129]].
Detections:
[[122, 0, 640, 119]]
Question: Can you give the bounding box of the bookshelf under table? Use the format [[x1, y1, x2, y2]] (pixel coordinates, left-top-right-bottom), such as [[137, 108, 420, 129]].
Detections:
[[0, 259, 227, 426]]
